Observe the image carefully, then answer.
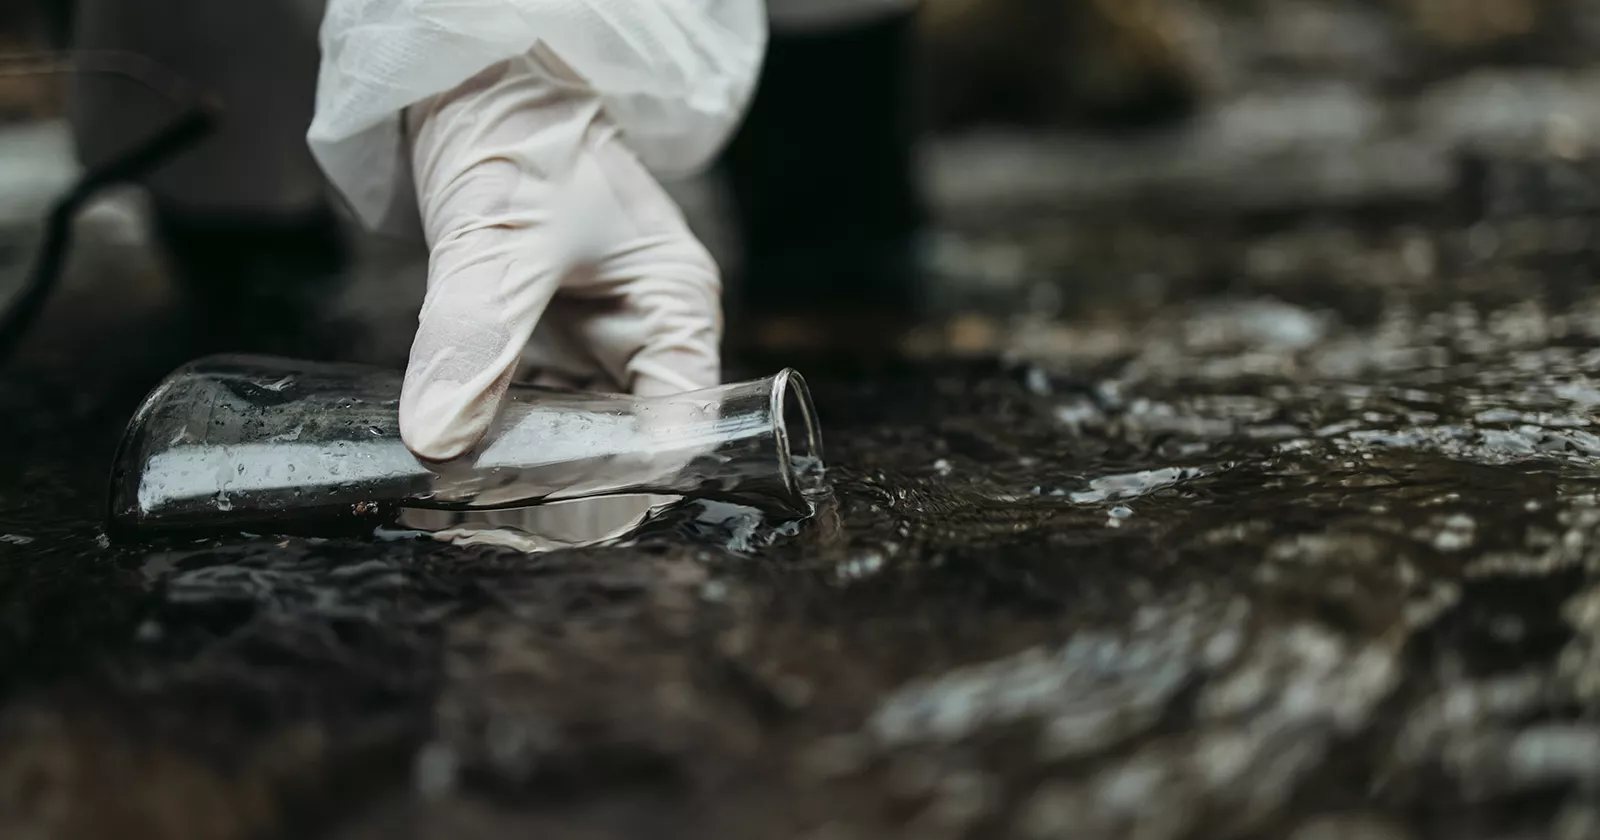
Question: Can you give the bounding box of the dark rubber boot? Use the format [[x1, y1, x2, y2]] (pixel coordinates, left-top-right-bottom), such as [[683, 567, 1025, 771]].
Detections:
[[721, 10, 927, 358]]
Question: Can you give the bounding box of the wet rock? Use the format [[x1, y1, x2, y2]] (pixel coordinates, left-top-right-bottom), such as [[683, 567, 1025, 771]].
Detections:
[[1290, 813, 1415, 840]]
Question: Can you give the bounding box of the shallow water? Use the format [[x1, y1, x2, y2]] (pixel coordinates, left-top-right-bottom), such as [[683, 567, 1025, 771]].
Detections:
[[15, 43, 1600, 834], [10, 180, 1600, 839]]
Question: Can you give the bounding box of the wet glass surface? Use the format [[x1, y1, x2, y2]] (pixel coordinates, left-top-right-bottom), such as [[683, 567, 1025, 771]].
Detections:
[[111, 354, 823, 532]]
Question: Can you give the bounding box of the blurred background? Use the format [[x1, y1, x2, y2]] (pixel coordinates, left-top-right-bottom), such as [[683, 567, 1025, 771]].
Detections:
[[8, 0, 1600, 383]]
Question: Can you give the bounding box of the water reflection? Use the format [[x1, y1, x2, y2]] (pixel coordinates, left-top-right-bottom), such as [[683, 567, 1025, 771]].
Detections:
[[391, 495, 677, 554], [12, 149, 1600, 840]]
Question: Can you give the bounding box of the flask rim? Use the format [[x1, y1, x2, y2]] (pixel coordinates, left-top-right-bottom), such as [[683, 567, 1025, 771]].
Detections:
[[771, 367, 826, 508]]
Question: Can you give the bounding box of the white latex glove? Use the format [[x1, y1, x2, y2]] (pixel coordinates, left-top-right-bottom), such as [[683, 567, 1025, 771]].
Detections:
[[399, 50, 723, 462]]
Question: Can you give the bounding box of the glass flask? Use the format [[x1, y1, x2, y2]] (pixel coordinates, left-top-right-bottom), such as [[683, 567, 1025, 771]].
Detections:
[[109, 354, 825, 533]]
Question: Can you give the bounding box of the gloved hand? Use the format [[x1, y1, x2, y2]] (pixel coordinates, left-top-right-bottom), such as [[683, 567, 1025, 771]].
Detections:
[[399, 50, 723, 462]]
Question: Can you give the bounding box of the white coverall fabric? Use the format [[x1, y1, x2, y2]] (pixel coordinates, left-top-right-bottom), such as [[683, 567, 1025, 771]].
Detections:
[[307, 0, 767, 232]]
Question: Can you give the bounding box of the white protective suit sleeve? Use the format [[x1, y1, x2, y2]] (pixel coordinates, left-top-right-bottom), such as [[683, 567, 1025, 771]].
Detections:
[[307, 0, 766, 232]]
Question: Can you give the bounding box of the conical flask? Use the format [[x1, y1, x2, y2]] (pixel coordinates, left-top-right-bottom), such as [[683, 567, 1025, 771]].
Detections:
[[109, 354, 825, 533]]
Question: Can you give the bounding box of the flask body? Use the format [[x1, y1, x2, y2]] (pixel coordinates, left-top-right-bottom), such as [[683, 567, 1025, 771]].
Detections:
[[110, 354, 824, 532]]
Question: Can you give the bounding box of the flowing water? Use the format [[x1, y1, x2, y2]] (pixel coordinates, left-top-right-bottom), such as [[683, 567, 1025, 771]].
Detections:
[[15, 19, 1600, 829], [10, 165, 1600, 838]]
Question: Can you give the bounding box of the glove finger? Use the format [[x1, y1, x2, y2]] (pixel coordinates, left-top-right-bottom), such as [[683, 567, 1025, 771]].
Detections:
[[568, 223, 723, 398], [556, 122, 723, 398], [399, 58, 583, 461], [575, 266, 724, 493], [400, 228, 562, 461], [516, 294, 623, 393], [582, 279, 723, 398]]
